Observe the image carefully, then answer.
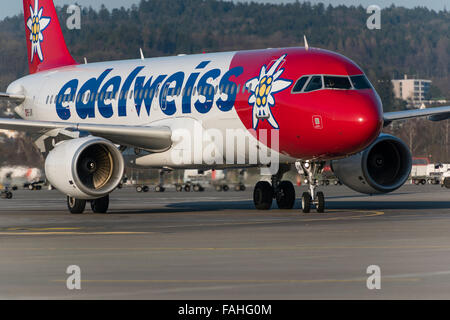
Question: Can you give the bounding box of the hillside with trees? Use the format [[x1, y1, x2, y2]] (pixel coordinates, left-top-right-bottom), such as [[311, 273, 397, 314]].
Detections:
[[0, 0, 448, 163]]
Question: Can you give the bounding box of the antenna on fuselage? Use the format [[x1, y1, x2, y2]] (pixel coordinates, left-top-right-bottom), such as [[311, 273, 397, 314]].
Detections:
[[140, 48, 145, 61], [304, 35, 309, 51]]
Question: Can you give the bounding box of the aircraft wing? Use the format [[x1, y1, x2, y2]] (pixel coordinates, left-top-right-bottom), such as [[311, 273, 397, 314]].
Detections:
[[0, 118, 172, 152], [0, 92, 26, 106], [384, 106, 450, 125]]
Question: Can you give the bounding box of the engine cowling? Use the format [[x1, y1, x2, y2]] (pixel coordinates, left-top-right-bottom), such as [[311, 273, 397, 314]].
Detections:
[[331, 135, 412, 194], [45, 136, 124, 199]]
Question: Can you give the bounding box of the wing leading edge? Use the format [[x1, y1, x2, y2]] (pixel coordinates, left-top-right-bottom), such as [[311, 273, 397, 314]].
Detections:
[[0, 92, 26, 106], [384, 106, 450, 126], [0, 118, 172, 153]]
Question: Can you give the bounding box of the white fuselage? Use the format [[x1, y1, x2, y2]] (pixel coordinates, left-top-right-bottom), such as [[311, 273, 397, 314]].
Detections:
[[8, 52, 287, 170]]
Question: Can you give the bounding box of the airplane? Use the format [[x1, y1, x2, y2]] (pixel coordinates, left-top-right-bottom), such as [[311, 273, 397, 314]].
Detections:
[[0, 0, 449, 214]]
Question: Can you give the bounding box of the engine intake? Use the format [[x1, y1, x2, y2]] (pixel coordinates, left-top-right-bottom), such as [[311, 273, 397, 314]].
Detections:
[[45, 137, 124, 199], [331, 135, 412, 194]]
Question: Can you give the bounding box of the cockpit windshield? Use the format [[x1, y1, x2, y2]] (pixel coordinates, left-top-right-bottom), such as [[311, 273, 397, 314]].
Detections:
[[350, 75, 373, 90], [304, 76, 323, 92], [292, 74, 373, 93], [324, 76, 352, 89]]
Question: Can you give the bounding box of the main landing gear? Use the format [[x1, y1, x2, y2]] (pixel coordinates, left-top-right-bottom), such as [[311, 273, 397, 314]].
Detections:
[[296, 161, 326, 213], [67, 195, 110, 214], [253, 165, 296, 210], [252, 161, 327, 213]]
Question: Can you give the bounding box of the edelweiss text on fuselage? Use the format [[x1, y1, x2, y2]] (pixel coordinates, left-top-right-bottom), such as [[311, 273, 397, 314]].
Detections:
[[55, 61, 244, 120]]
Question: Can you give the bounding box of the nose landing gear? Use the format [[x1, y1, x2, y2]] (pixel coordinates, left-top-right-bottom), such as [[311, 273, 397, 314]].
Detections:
[[296, 161, 326, 213]]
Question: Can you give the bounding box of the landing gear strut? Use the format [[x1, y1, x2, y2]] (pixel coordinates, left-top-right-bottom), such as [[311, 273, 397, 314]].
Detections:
[[155, 169, 169, 192], [253, 165, 295, 210], [296, 161, 326, 213]]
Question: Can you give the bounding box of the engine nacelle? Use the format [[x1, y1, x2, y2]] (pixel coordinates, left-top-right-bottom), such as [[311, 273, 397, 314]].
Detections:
[[45, 136, 124, 199], [331, 135, 412, 194]]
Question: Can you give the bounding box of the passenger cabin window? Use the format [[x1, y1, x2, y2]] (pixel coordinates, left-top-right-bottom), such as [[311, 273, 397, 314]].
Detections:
[[292, 76, 309, 93], [304, 76, 323, 92], [350, 75, 372, 90], [324, 76, 352, 90]]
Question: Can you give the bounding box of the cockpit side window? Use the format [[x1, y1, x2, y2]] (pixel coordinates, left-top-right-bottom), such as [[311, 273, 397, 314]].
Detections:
[[324, 76, 352, 89], [304, 76, 323, 92], [350, 75, 372, 90], [292, 76, 309, 93]]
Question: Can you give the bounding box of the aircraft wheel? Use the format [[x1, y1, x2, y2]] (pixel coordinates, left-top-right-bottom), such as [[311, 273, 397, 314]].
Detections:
[[223, 185, 229, 192], [316, 191, 325, 213], [143, 186, 150, 192], [444, 178, 450, 189], [136, 186, 143, 193], [176, 185, 183, 192], [253, 181, 273, 210], [276, 181, 295, 209], [301, 192, 312, 213], [184, 185, 191, 192], [193, 185, 200, 192], [91, 195, 109, 214], [67, 196, 86, 214], [6, 192, 13, 199]]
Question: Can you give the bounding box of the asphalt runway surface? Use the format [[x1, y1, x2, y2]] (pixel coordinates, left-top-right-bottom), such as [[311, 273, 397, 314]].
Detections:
[[0, 184, 449, 299]]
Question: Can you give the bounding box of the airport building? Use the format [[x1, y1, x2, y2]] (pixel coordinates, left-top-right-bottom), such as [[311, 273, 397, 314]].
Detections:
[[392, 75, 431, 108]]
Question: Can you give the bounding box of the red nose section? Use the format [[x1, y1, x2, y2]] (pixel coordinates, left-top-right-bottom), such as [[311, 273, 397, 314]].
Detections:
[[331, 90, 383, 156]]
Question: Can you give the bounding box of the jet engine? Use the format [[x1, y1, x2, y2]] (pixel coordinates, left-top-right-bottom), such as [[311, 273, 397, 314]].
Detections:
[[45, 136, 124, 199], [331, 135, 412, 194]]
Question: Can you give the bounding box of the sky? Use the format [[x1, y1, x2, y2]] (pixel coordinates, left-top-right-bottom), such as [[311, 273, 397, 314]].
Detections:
[[0, 0, 447, 20]]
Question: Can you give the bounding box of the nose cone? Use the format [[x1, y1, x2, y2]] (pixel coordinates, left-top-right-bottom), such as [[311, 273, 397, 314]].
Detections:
[[336, 90, 383, 154]]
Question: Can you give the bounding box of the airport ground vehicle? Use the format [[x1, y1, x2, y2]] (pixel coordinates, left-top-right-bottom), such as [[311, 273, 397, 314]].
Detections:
[[411, 158, 449, 185], [0, 184, 13, 199], [0, 0, 449, 214], [442, 170, 450, 189]]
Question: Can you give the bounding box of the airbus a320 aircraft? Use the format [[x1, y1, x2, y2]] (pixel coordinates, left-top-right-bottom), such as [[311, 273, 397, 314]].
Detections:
[[0, 0, 449, 214]]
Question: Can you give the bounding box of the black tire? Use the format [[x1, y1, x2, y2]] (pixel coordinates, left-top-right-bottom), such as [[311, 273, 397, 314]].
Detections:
[[301, 192, 311, 213], [193, 185, 200, 192], [67, 197, 86, 214], [276, 181, 296, 209], [223, 185, 229, 192], [253, 181, 273, 210], [185, 185, 191, 192], [91, 195, 109, 214], [176, 185, 183, 192], [136, 186, 143, 193], [143, 186, 150, 192], [444, 178, 450, 189], [316, 191, 325, 213], [6, 192, 13, 199], [240, 184, 246, 191]]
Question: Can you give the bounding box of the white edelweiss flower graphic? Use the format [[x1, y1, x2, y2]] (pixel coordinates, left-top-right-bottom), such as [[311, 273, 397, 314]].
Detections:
[[26, 0, 51, 62], [245, 54, 292, 129]]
